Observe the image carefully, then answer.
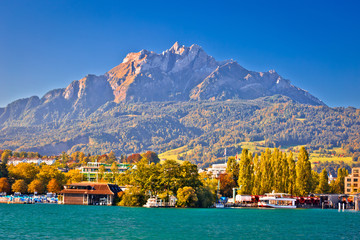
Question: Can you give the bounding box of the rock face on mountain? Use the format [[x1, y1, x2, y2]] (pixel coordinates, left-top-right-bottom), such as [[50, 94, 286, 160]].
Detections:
[[106, 42, 219, 102], [0, 42, 324, 126], [105, 42, 324, 105]]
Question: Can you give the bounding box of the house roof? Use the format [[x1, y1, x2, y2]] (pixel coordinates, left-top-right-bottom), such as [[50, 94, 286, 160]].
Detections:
[[59, 182, 121, 195]]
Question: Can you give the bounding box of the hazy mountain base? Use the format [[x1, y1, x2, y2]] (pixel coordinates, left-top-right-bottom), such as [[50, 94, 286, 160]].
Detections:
[[0, 95, 359, 167]]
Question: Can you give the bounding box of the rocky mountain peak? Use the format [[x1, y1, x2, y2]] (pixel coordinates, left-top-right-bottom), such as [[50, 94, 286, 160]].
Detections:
[[0, 42, 326, 126], [168, 41, 184, 54]]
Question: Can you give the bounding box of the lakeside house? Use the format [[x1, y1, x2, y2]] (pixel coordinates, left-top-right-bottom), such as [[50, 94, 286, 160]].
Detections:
[[58, 182, 121, 205], [345, 167, 360, 194], [80, 162, 131, 181]]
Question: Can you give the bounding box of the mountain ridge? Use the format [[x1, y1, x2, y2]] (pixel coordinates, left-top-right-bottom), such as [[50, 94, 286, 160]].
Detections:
[[0, 42, 325, 126]]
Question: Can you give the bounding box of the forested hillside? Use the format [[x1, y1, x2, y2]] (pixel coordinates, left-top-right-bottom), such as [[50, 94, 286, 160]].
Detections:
[[0, 96, 359, 167]]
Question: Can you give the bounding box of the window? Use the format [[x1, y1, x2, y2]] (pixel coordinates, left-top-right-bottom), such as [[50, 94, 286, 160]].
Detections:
[[354, 174, 359, 177], [354, 184, 358, 187], [347, 183, 351, 187], [347, 189, 351, 192], [354, 178, 358, 182], [354, 169, 359, 173], [347, 178, 351, 182]]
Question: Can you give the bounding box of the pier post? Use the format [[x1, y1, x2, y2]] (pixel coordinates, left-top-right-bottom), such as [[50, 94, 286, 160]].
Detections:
[[355, 196, 359, 211], [338, 202, 341, 212], [342, 203, 345, 211]]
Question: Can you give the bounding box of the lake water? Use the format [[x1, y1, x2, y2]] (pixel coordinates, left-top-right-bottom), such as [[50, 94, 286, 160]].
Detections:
[[0, 204, 359, 239]]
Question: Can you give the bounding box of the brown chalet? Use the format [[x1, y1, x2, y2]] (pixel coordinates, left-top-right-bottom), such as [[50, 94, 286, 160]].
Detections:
[[59, 182, 121, 205]]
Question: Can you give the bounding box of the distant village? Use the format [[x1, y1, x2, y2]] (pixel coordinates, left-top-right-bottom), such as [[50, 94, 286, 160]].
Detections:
[[0, 148, 359, 211]]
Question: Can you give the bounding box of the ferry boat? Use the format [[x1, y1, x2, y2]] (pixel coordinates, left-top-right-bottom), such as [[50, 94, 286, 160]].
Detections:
[[258, 192, 296, 209]]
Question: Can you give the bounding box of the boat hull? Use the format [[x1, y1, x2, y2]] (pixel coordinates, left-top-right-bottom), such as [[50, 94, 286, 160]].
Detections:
[[258, 203, 296, 209]]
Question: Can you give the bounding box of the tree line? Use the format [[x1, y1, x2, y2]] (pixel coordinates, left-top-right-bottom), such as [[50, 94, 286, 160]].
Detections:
[[0, 162, 82, 195], [115, 159, 215, 207], [223, 147, 348, 197]]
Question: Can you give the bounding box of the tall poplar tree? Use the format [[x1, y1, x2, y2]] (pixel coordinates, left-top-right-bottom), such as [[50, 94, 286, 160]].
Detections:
[[226, 156, 239, 184], [260, 149, 273, 194], [332, 168, 348, 193], [295, 147, 312, 196], [316, 169, 330, 193], [280, 152, 289, 193], [238, 149, 253, 194], [273, 148, 283, 192], [287, 152, 296, 195], [252, 154, 261, 195]]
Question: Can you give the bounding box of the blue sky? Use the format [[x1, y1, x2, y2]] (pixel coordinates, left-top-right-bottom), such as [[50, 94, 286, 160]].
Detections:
[[0, 0, 359, 107]]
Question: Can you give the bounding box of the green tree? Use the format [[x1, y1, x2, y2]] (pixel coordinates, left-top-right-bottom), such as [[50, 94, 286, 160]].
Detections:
[[238, 149, 253, 194], [251, 154, 261, 195], [19, 152, 27, 158], [226, 156, 239, 183], [316, 169, 330, 193], [196, 186, 215, 208], [311, 170, 320, 193], [287, 152, 296, 195], [160, 160, 181, 195], [332, 168, 349, 193], [273, 148, 283, 192], [176, 186, 198, 207], [199, 172, 218, 196], [98, 165, 106, 181], [295, 147, 312, 196], [0, 177, 11, 194], [0, 161, 8, 178], [61, 152, 69, 161], [118, 187, 146, 206], [260, 149, 273, 194], [110, 162, 119, 183], [178, 161, 201, 190], [1, 150, 12, 164], [129, 159, 162, 196], [280, 152, 290, 193], [12, 179, 27, 193]]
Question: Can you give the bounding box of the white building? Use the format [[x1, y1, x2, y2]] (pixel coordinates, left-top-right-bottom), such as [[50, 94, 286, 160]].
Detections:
[[7, 158, 55, 166], [206, 163, 227, 178]]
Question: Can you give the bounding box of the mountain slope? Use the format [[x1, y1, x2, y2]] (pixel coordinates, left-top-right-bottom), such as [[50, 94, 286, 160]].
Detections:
[[0, 42, 342, 162]]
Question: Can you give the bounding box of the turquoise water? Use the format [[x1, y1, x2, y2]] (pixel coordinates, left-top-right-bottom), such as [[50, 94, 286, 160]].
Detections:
[[0, 204, 359, 239]]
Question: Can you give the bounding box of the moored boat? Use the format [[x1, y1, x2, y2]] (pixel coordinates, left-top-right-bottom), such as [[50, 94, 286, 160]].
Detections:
[[258, 192, 296, 209], [143, 197, 159, 208], [215, 203, 225, 208]]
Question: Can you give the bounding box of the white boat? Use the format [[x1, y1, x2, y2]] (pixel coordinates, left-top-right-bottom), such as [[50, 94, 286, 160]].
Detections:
[[215, 203, 225, 208], [143, 197, 159, 208], [258, 192, 296, 209]]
